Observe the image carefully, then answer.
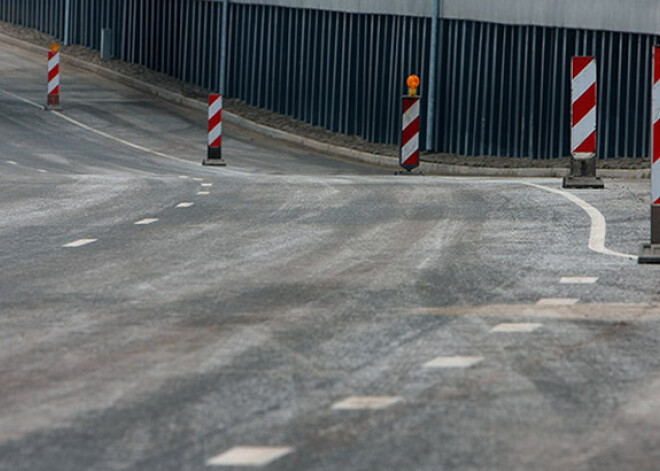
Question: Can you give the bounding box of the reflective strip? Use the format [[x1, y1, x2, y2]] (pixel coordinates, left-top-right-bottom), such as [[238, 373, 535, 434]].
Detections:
[[572, 60, 596, 105], [209, 95, 222, 120], [653, 158, 660, 205], [47, 75, 60, 94], [402, 100, 420, 131], [208, 122, 222, 147], [48, 52, 59, 73], [401, 132, 419, 163], [572, 107, 597, 153]]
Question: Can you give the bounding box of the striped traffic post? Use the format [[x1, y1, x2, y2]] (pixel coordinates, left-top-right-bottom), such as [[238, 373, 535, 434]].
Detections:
[[563, 56, 603, 188], [639, 46, 660, 263], [202, 94, 226, 166], [398, 75, 421, 174], [46, 43, 62, 111]]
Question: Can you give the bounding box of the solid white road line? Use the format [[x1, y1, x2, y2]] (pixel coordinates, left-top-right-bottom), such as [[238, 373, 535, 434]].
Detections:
[[62, 239, 97, 248], [491, 323, 543, 333], [423, 356, 484, 369], [536, 298, 580, 306], [560, 277, 598, 284], [134, 218, 159, 225], [176, 202, 194, 208], [523, 182, 637, 261], [331, 396, 403, 410], [0, 88, 194, 167], [206, 447, 294, 467]]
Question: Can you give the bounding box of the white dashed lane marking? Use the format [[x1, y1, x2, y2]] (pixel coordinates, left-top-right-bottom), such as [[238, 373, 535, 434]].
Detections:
[[201, 183, 213, 187], [197, 191, 210, 195], [176, 202, 194, 208], [423, 356, 484, 369], [62, 239, 97, 248], [560, 277, 598, 284], [192, 177, 204, 181], [537, 298, 580, 306], [206, 446, 294, 467], [6, 160, 18, 165], [331, 396, 403, 410], [135, 218, 159, 225], [492, 323, 543, 333], [37, 169, 47, 173]]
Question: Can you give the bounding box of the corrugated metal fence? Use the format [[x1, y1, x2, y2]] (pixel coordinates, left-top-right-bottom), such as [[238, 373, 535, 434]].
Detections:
[[0, 0, 654, 159]]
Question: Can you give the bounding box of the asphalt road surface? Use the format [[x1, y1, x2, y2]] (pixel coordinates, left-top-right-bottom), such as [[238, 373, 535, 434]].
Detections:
[[2, 41, 660, 471]]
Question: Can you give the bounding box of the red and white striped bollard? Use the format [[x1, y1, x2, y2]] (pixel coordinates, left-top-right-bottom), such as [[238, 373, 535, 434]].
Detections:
[[399, 75, 421, 174], [639, 46, 660, 262], [46, 43, 62, 111], [203, 93, 226, 166], [563, 56, 603, 188]]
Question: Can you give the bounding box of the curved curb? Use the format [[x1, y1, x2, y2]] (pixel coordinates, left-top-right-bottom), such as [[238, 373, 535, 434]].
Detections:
[[0, 31, 650, 179]]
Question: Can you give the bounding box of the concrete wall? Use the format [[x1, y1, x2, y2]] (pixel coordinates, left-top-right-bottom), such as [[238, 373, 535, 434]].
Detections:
[[225, 0, 660, 35]]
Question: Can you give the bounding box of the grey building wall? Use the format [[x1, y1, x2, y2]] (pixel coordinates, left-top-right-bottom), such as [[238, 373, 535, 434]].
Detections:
[[225, 0, 660, 35]]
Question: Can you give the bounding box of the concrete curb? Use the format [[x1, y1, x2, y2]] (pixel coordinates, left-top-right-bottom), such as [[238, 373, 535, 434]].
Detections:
[[1, 31, 650, 179]]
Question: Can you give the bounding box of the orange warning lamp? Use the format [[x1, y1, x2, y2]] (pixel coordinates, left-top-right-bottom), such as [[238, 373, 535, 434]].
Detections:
[[407, 74, 420, 97], [50, 43, 59, 53]]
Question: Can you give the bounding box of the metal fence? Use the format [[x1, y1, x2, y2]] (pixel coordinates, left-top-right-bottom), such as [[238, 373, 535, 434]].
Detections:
[[0, 0, 654, 159]]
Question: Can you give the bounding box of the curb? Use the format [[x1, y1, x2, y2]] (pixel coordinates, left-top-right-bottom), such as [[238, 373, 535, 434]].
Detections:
[[1, 31, 650, 179]]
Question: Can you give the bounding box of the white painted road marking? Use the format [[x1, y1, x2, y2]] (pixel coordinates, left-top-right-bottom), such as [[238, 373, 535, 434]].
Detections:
[[537, 298, 580, 306], [63, 239, 97, 248], [0, 87, 198, 167], [523, 182, 637, 261], [192, 177, 204, 181], [206, 446, 294, 467], [135, 218, 159, 225], [176, 202, 194, 208], [423, 356, 484, 369], [492, 323, 543, 333], [6, 160, 17, 165], [201, 183, 213, 187], [560, 277, 598, 284], [197, 191, 210, 195], [37, 169, 47, 173], [332, 396, 403, 410]]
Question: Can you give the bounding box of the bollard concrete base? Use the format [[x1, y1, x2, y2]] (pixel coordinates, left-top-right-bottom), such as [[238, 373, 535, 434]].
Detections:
[[562, 154, 604, 189], [639, 244, 660, 264], [202, 147, 226, 167], [45, 95, 62, 111], [562, 176, 604, 189], [394, 170, 425, 176], [202, 158, 227, 167]]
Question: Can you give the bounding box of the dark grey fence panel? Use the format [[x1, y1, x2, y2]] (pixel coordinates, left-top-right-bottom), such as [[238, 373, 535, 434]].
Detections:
[[0, 0, 655, 159]]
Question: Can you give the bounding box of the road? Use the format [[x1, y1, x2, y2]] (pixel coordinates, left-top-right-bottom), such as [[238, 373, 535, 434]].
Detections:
[[1, 41, 660, 471]]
